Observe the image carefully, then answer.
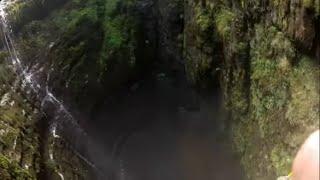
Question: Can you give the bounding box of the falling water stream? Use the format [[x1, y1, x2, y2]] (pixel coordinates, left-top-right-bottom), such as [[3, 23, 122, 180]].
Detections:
[[0, 1, 100, 179]]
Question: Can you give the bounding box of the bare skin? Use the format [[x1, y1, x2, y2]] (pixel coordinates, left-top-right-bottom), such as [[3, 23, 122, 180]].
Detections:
[[292, 130, 319, 180]]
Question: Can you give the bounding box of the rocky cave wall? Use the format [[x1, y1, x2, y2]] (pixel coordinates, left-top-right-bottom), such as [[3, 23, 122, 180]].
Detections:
[[0, 0, 319, 179], [184, 0, 319, 179], [0, 57, 93, 179]]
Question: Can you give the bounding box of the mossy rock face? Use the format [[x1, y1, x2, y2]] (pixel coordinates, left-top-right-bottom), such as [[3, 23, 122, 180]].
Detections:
[[184, 1, 221, 88], [228, 11, 318, 180], [0, 59, 40, 179], [3, 0, 319, 179], [185, 0, 319, 179], [269, 0, 319, 51], [2, 0, 150, 178], [0, 155, 33, 180], [11, 0, 144, 114], [0, 57, 93, 179], [6, 0, 68, 31]]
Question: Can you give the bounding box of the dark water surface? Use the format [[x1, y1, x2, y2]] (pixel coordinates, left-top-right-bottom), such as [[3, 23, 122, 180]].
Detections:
[[86, 76, 244, 180]]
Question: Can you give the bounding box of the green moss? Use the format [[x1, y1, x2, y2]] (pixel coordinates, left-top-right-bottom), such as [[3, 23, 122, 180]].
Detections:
[[225, 68, 248, 115], [6, 1, 28, 22], [250, 25, 293, 140], [316, 0, 320, 15], [303, 0, 313, 7], [195, 6, 213, 32], [69, 8, 97, 29], [7, 0, 68, 31], [0, 52, 9, 61], [104, 16, 127, 49], [286, 57, 320, 127], [250, 27, 294, 136], [99, 0, 137, 72], [230, 24, 319, 179], [214, 8, 235, 40], [0, 60, 40, 179], [270, 145, 293, 176], [0, 155, 32, 180], [0, 128, 18, 148]]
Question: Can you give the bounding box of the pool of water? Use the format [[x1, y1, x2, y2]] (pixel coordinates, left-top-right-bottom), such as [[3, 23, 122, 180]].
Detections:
[[86, 76, 244, 180]]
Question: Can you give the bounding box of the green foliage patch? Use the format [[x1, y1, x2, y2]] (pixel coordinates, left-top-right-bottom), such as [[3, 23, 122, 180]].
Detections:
[[214, 8, 236, 41], [0, 155, 33, 180], [231, 24, 319, 179]]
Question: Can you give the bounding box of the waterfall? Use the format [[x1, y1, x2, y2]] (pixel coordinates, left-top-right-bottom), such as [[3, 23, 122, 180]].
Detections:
[[0, 0, 85, 136], [0, 0, 100, 178]]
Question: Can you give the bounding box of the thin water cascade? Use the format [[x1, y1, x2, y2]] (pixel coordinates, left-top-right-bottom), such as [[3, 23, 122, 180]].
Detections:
[[48, 123, 65, 180], [0, 0, 100, 177]]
